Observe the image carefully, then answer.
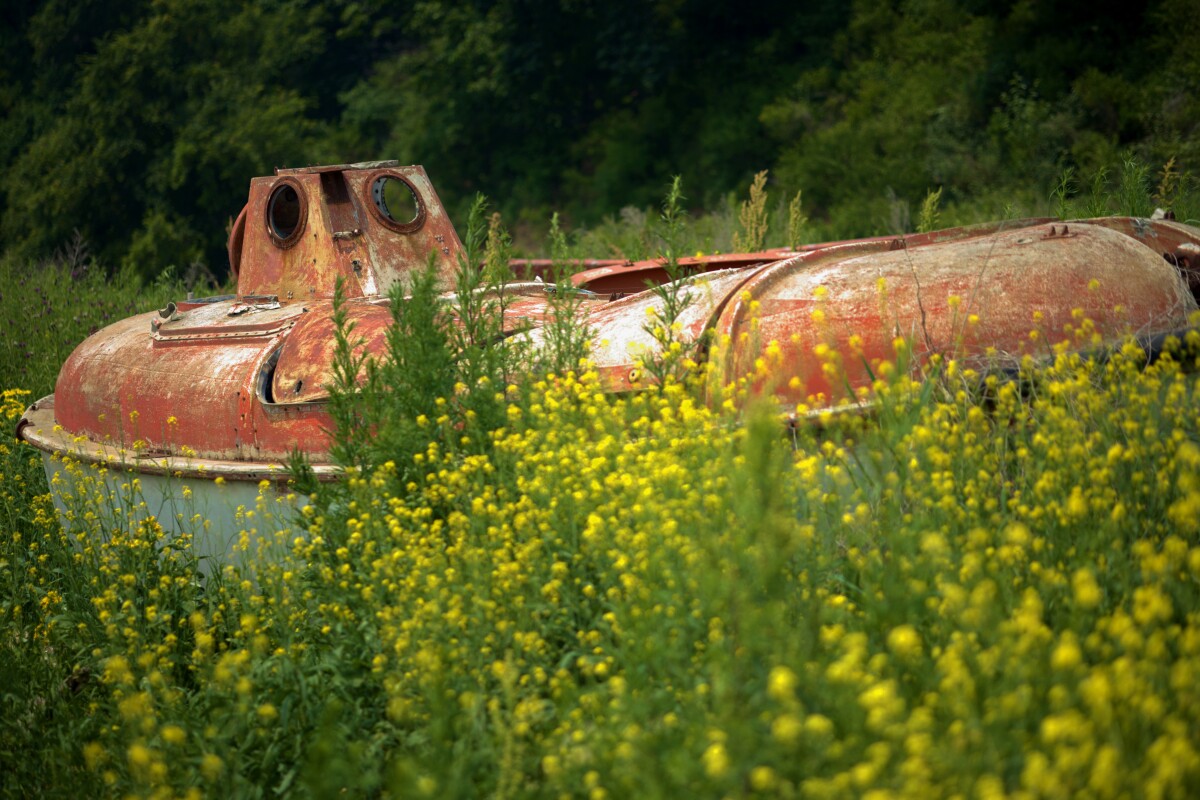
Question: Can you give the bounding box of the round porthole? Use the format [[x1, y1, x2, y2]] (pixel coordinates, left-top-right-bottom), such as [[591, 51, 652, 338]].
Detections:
[[365, 172, 425, 233], [266, 179, 306, 247]]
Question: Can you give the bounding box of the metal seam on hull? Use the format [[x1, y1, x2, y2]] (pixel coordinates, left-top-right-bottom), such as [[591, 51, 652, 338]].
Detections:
[[152, 321, 297, 342], [17, 399, 338, 482]]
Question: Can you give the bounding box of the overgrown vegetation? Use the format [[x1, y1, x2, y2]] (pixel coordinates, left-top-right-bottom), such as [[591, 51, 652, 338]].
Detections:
[[0, 251, 196, 399], [5, 312, 1200, 797], [3, 163, 1200, 797]]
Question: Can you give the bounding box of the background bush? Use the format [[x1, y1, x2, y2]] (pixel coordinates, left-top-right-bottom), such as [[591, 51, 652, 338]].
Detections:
[[3, 0, 1199, 276]]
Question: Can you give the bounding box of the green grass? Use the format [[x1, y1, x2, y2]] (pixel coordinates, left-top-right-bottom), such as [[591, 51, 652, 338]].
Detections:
[[535, 157, 1200, 260]]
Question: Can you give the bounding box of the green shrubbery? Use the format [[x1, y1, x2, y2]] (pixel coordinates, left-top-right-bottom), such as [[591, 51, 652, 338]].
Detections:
[[4, 1, 1200, 274], [5, 318, 1200, 797]]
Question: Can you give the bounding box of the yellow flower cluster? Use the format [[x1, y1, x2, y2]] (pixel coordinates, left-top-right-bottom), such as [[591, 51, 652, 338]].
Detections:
[[4, 319, 1200, 797]]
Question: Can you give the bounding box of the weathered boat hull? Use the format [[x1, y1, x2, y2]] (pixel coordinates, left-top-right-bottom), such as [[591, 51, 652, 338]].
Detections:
[[18, 396, 321, 569], [711, 220, 1199, 408], [16, 160, 1200, 547]]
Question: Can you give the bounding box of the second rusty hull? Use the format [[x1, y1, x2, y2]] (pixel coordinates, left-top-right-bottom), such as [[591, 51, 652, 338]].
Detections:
[[714, 219, 1199, 407], [567, 218, 1200, 404]]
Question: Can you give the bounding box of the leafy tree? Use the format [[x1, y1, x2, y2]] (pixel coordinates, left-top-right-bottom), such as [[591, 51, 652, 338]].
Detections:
[[1, 0, 368, 277], [0, 0, 1196, 276]]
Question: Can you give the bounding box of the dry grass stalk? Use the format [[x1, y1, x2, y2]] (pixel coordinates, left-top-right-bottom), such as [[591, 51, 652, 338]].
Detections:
[[734, 170, 770, 252]]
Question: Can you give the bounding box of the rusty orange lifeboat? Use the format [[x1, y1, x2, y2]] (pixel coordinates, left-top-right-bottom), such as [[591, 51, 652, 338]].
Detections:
[[16, 161, 1200, 551]]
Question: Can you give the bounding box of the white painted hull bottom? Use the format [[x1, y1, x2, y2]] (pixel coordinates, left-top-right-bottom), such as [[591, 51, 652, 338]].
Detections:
[[39, 451, 310, 576]]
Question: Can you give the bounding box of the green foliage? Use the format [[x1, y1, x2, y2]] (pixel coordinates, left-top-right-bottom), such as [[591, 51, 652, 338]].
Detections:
[[6, 320, 1200, 795], [536, 213, 592, 376], [3, 0, 1199, 271], [1155, 157, 1182, 211], [451, 195, 524, 393], [4, 158, 1200, 796], [1041, 157, 1200, 224], [640, 176, 701, 385], [916, 186, 944, 234], [1051, 167, 1076, 221], [1118, 156, 1154, 218], [0, 0, 338, 277], [318, 193, 524, 514], [1083, 166, 1113, 218], [786, 189, 809, 249]]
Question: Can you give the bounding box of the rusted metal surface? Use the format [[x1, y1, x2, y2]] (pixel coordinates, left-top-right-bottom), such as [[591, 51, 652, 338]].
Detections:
[[227, 204, 247, 280], [28, 161, 478, 472], [712, 221, 1199, 408], [51, 300, 333, 463], [559, 270, 750, 392], [562, 218, 1056, 296], [236, 162, 465, 302], [17, 158, 1200, 490], [270, 300, 392, 404], [569, 251, 793, 295], [509, 258, 625, 282], [19, 397, 338, 482]]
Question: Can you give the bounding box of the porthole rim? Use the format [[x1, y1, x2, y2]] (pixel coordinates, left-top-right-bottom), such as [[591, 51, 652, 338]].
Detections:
[[363, 170, 426, 234], [265, 177, 308, 249]]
